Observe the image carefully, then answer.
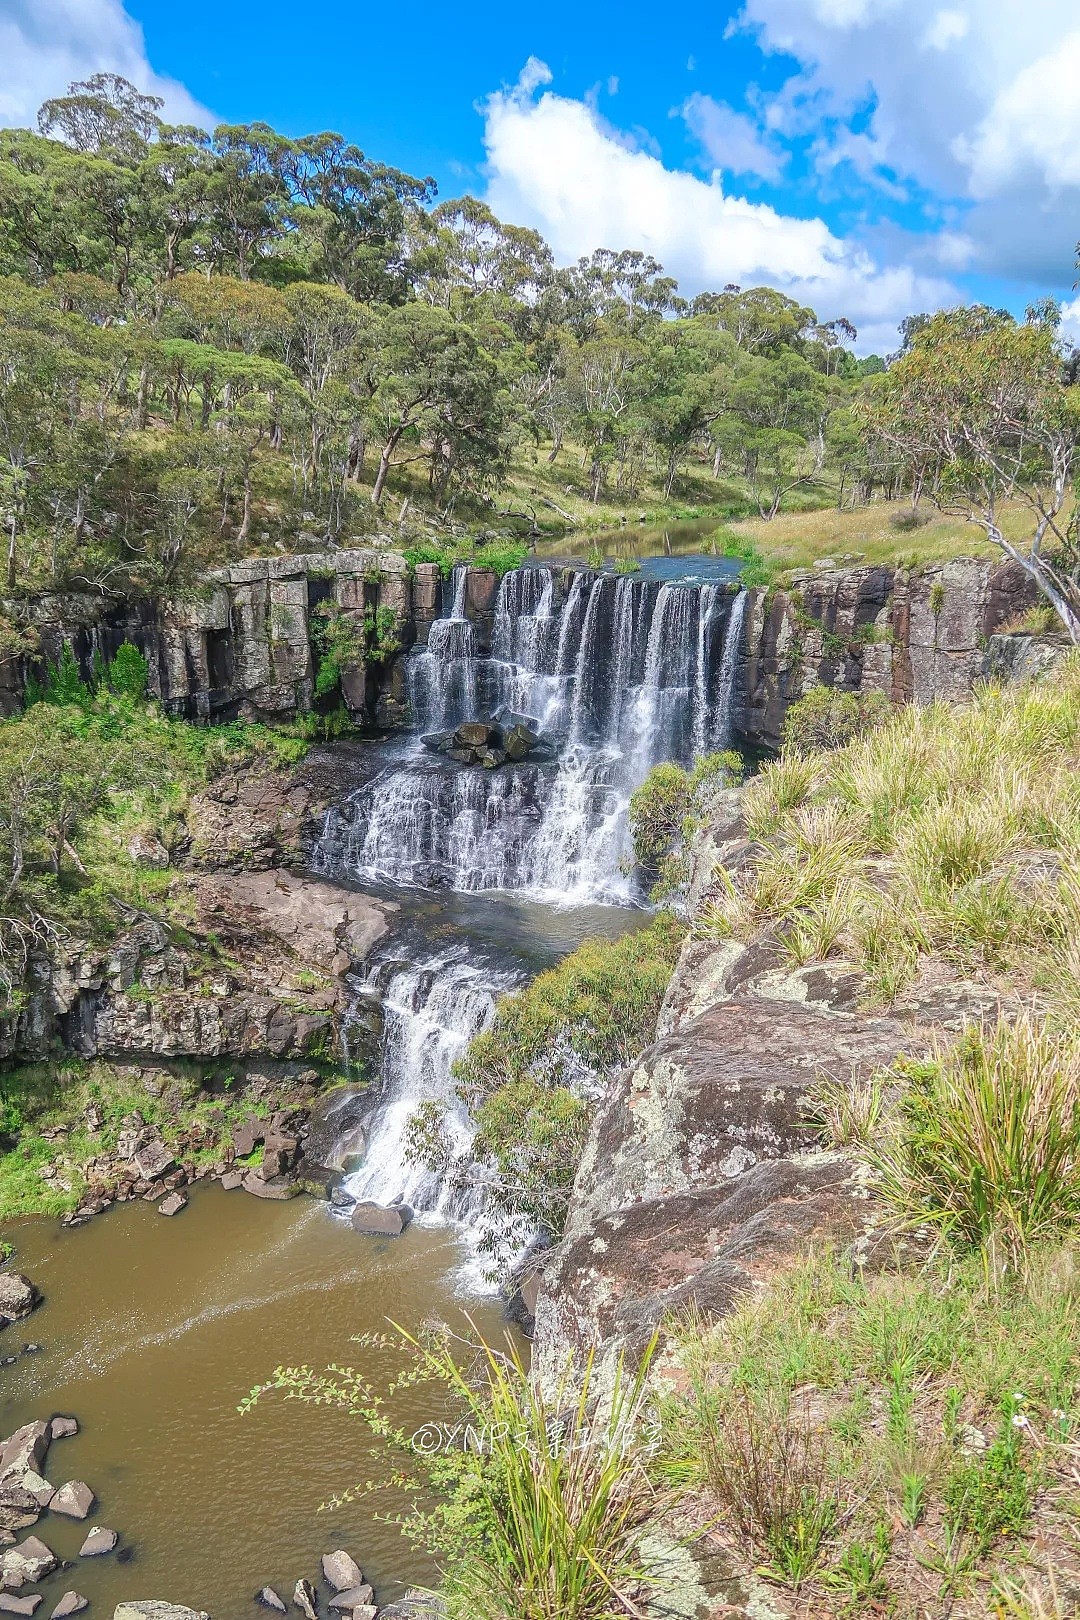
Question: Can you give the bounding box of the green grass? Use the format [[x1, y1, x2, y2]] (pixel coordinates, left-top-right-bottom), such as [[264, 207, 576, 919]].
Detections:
[[704, 655, 1080, 1012], [246, 1324, 673, 1620], [657, 1247, 1080, 1614]]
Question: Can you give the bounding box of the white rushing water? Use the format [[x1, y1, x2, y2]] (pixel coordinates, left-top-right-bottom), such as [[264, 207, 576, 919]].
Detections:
[[320, 566, 749, 1245], [312, 568, 748, 907]]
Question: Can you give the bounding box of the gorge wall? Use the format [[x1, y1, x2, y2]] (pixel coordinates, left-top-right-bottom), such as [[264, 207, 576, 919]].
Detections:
[[0, 544, 1062, 748]]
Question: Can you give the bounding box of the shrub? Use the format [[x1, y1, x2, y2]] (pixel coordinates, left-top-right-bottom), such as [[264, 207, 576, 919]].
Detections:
[[628, 752, 741, 891], [311, 601, 366, 697], [782, 685, 892, 754], [889, 507, 931, 532], [868, 1015, 1080, 1263], [106, 642, 150, 702], [246, 1326, 672, 1620]]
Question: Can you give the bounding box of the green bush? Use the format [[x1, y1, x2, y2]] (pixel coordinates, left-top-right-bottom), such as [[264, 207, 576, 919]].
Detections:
[[628, 752, 742, 893], [868, 1015, 1080, 1263], [781, 685, 892, 754], [106, 642, 150, 701]]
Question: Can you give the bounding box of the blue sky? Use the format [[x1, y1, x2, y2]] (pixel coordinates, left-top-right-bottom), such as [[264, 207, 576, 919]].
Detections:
[[4, 0, 1080, 352]]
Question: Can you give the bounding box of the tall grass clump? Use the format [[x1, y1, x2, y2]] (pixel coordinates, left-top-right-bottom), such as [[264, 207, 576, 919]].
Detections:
[[869, 1015, 1080, 1264], [246, 1328, 673, 1620], [708, 654, 1080, 1008]]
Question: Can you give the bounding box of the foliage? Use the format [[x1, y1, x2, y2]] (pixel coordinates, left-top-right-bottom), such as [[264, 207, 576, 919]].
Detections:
[[707, 527, 776, 585], [864, 309, 1080, 640], [407, 914, 685, 1258], [106, 641, 149, 701], [781, 685, 892, 754], [403, 535, 529, 578], [658, 1246, 1079, 1613], [705, 655, 1080, 1011], [0, 73, 908, 596], [868, 1016, 1080, 1264], [245, 1326, 673, 1620], [311, 601, 366, 697], [628, 751, 742, 897]]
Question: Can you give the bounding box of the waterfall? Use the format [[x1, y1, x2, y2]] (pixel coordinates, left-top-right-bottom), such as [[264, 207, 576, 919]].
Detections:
[[714, 588, 748, 750], [339, 947, 524, 1237], [409, 566, 477, 731], [312, 564, 746, 907]]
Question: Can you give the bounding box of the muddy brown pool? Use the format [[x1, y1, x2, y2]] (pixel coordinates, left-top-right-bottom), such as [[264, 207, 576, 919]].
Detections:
[[2, 1186, 517, 1618]]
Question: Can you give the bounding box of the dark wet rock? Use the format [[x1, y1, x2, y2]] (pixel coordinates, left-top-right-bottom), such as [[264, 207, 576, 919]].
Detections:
[[329, 1185, 355, 1210], [48, 1480, 95, 1519], [49, 1596, 88, 1619], [303, 1086, 367, 1177], [350, 1201, 412, 1237], [0, 1533, 58, 1585], [0, 1423, 50, 1481], [255, 1589, 287, 1613], [322, 1549, 364, 1590], [0, 1275, 40, 1326], [241, 1173, 299, 1201], [292, 1580, 317, 1620], [79, 1525, 117, 1556], [0, 1594, 43, 1615], [48, 1419, 77, 1442], [157, 1192, 187, 1217], [19, 1345, 42, 1357]]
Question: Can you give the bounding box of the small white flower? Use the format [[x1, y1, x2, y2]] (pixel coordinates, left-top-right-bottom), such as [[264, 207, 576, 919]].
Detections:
[[1011, 1412, 1030, 1429], [1012, 1391, 1026, 1403]]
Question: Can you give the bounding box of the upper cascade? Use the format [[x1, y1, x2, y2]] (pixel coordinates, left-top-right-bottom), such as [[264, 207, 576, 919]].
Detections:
[[312, 563, 746, 907]]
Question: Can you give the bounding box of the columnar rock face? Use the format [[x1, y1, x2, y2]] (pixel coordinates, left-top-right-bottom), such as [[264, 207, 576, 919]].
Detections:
[[736, 556, 1041, 748], [0, 547, 418, 724]]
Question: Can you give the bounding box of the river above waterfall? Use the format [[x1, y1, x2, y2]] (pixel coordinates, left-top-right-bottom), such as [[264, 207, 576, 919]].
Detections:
[[2, 1187, 516, 1617], [537, 516, 730, 563]]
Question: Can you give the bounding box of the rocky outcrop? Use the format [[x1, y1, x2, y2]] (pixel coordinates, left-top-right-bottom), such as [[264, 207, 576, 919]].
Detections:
[[736, 556, 1042, 748]]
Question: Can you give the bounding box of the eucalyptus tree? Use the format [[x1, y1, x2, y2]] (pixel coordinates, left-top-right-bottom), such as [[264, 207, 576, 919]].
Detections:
[[867, 309, 1080, 639]]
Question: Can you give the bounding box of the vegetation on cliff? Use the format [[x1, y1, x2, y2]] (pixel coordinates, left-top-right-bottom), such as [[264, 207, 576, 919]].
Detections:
[[0, 645, 323, 1009], [407, 912, 685, 1256], [709, 655, 1080, 1008]]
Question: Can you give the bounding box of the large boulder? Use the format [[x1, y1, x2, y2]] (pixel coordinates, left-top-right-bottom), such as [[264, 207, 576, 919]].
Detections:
[[567, 995, 909, 1236], [79, 1525, 117, 1556], [0, 1275, 39, 1326], [112, 1607, 210, 1620], [302, 1086, 368, 1176], [321, 1551, 364, 1591], [0, 1424, 50, 1481], [350, 1202, 412, 1237], [48, 1480, 95, 1520], [0, 1534, 58, 1586], [49, 1597, 87, 1619]]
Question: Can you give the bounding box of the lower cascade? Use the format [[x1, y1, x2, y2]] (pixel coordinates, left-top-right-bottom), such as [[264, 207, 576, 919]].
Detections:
[[340, 945, 524, 1232], [312, 563, 746, 907]]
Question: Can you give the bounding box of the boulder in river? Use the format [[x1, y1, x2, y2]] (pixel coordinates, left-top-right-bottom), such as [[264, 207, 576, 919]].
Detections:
[[0, 1275, 40, 1326], [321, 1549, 364, 1590], [254, 1589, 286, 1613], [48, 1480, 95, 1519], [219, 1171, 244, 1191], [0, 1594, 43, 1615], [49, 1597, 87, 1619], [79, 1525, 118, 1556], [240, 1173, 299, 1201], [292, 1580, 317, 1620], [0, 1423, 50, 1481], [0, 1533, 58, 1585], [112, 1606, 210, 1620], [157, 1192, 187, 1218], [350, 1202, 413, 1237], [48, 1419, 77, 1442], [327, 1588, 374, 1611], [231, 1118, 263, 1159]]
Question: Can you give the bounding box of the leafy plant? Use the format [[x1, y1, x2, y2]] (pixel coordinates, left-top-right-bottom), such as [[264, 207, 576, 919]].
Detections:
[[868, 1015, 1080, 1263], [106, 642, 150, 701]]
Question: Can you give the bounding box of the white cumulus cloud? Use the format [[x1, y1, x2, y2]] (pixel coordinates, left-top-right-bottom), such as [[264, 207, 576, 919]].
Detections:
[[482, 62, 955, 353], [0, 0, 213, 132]]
